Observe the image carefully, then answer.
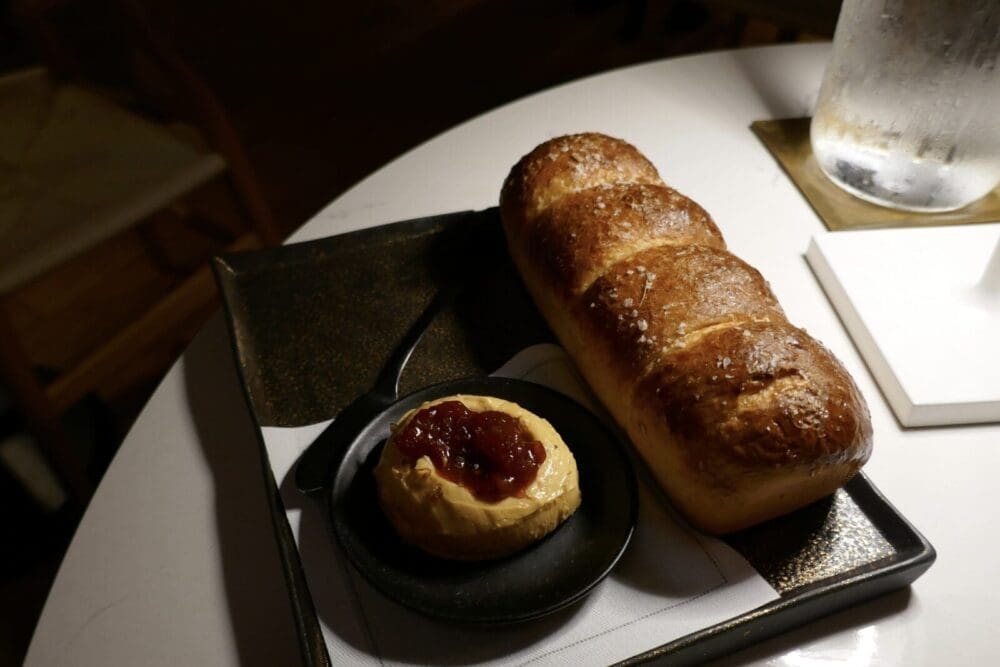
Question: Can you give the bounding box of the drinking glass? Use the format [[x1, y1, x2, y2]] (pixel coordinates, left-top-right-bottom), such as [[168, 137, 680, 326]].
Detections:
[[811, 0, 1000, 212]]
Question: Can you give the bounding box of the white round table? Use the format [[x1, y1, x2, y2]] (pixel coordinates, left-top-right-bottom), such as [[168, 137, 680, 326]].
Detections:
[[26, 44, 999, 666]]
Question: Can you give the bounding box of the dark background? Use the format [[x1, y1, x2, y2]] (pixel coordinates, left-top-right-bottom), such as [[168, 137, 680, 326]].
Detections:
[[0, 1, 839, 663]]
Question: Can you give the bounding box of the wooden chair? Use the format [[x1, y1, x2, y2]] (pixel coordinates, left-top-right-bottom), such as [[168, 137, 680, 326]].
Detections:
[[0, 0, 282, 508], [707, 0, 841, 39]]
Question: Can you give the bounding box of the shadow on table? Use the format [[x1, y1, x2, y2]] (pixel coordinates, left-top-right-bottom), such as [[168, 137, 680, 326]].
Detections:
[[181, 315, 303, 666], [733, 47, 819, 120]]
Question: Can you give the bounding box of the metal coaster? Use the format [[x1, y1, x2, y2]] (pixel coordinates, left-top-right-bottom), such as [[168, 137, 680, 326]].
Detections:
[[751, 118, 1000, 231]]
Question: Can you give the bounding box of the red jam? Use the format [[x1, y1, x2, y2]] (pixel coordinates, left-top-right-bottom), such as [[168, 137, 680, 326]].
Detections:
[[393, 400, 547, 502]]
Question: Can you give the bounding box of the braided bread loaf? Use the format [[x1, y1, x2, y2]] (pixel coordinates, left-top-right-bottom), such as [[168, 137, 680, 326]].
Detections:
[[500, 133, 872, 534]]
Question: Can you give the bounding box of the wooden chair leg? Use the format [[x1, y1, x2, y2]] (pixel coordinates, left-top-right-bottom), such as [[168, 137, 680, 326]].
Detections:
[[223, 163, 283, 246], [45, 234, 261, 413], [0, 296, 92, 510]]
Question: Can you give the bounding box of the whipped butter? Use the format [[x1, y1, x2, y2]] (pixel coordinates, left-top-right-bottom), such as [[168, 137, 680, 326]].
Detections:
[[374, 394, 581, 560]]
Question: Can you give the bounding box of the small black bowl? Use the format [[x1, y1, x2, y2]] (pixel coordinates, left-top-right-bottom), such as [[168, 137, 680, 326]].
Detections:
[[327, 376, 637, 624]]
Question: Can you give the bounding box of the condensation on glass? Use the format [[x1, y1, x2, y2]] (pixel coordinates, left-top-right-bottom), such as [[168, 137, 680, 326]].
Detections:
[[811, 1, 1000, 212]]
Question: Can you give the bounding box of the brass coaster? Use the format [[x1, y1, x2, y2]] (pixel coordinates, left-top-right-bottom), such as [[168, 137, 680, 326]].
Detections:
[[752, 118, 1000, 231]]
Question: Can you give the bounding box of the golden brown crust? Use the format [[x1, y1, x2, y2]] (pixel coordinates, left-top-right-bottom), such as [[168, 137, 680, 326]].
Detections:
[[500, 133, 662, 240], [526, 183, 726, 298], [636, 321, 872, 478], [500, 132, 873, 534], [576, 245, 785, 381]]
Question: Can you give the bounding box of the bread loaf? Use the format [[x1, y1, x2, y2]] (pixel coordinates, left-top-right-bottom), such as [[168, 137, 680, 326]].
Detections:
[[500, 133, 872, 534]]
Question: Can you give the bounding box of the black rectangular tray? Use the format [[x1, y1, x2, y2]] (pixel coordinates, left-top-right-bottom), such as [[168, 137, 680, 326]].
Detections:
[[213, 208, 935, 666]]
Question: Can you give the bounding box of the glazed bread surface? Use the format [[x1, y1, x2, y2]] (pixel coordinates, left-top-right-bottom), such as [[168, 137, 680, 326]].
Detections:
[[500, 133, 872, 534]]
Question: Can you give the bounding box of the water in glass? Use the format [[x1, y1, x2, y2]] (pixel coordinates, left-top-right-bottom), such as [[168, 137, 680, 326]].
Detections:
[[811, 1, 1000, 212]]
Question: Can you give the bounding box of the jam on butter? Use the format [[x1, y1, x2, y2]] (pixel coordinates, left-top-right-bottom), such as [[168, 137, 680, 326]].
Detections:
[[394, 401, 547, 502]]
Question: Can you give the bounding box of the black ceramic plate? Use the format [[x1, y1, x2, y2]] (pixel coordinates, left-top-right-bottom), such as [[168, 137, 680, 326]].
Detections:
[[213, 208, 936, 666], [329, 376, 637, 624]]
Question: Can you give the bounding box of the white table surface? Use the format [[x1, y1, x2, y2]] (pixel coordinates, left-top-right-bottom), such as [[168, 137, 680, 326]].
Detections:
[[26, 43, 1000, 666]]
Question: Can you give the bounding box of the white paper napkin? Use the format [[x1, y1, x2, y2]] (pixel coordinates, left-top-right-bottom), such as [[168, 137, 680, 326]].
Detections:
[[262, 344, 779, 666]]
